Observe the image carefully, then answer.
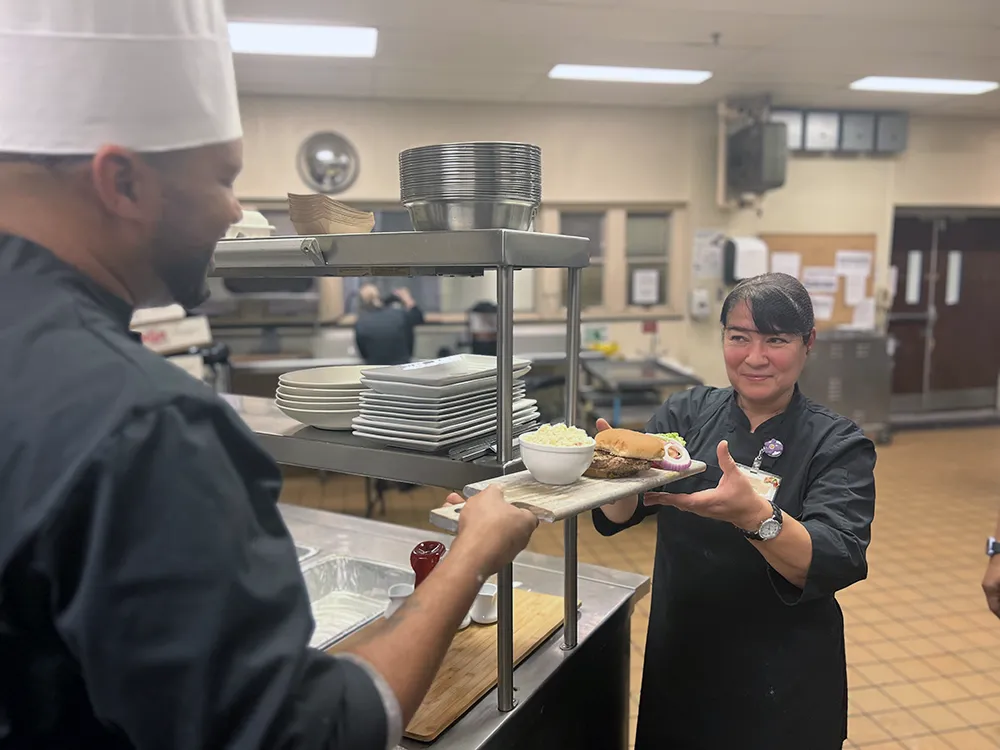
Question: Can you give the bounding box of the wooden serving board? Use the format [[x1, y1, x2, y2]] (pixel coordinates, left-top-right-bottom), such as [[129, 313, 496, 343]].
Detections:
[[327, 588, 565, 742], [429, 462, 707, 533]]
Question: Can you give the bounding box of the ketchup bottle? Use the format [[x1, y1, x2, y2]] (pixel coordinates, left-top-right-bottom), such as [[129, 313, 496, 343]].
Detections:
[[410, 541, 446, 587]]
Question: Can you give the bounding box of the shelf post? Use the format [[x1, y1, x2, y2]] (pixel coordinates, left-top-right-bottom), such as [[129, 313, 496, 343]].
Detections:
[[563, 267, 582, 650], [496, 264, 516, 712]]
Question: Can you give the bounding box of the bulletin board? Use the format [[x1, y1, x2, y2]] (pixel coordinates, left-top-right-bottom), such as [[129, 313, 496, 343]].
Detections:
[[758, 233, 878, 332]]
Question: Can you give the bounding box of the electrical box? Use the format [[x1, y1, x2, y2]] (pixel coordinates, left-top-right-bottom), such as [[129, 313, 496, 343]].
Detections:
[[876, 113, 909, 153]]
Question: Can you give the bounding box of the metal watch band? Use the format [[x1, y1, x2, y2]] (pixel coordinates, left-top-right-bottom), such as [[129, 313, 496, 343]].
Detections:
[[987, 537, 1000, 557]]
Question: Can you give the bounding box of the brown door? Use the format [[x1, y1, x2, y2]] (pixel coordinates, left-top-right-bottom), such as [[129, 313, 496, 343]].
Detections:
[[929, 217, 1000, 407], [887, 217, 934, 396]]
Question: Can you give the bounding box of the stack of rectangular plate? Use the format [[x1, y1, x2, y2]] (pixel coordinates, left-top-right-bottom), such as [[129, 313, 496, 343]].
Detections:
[[353, 354, 540, 453], [398, 142, 541, 231]]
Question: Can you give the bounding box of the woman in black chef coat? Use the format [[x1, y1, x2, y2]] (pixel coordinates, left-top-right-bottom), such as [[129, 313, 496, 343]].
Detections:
[[594, 272, 876, 750]]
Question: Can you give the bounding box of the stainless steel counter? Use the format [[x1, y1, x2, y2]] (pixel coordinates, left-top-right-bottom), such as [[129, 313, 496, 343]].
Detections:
[[282, 506, 649, 750]]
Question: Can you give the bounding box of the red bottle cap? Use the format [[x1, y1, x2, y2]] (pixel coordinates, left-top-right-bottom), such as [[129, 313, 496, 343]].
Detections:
[[410, 540, 446, 587]]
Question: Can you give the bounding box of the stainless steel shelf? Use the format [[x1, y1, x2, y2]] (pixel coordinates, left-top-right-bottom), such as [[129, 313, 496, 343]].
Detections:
[[223, 395, 518, 488], [210, 230, 590, 278]]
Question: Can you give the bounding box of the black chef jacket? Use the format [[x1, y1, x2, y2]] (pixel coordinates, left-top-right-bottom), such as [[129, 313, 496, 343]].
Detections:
[[354, 305, 424, 366], [0, 236, 400, 749], [593, 385, 876, 750]]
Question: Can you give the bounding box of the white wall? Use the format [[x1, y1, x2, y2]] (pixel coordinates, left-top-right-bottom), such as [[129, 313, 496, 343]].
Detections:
[[236, 96, 1000, 386]]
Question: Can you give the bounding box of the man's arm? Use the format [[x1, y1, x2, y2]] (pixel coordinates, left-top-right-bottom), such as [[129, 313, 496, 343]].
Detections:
[[345, 487, 534, 725]]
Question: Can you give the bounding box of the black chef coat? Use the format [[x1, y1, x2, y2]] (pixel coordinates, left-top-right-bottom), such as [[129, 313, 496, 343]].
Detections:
[[0, 236, 399, 749], [354, 305, 424, 366], [593, 385, 876, 750]]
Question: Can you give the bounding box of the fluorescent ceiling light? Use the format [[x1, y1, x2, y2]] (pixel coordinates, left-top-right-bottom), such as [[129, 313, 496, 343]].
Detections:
[[850, 76, 998, 95], [228, 22, 378, 58], [549, 64, 712, 85]]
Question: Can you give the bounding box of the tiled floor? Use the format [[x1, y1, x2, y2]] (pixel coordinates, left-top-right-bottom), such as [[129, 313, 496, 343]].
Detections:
[[280, 426, 1000, 749]]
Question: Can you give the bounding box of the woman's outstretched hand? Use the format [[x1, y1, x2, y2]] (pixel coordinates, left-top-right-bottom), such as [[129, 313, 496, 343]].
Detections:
[[642, 439, 772, 531]]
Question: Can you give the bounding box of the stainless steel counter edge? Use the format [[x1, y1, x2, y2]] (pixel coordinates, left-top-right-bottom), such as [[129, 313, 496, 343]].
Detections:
[[280, 506, 650, 749]]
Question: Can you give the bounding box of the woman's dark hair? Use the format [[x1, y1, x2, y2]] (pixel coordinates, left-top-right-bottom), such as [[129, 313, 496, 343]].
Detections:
[[720, 272, 814, 343]]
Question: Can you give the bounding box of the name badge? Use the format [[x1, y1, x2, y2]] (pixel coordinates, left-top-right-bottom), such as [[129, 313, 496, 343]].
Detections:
[[735, 464, 782, 502]]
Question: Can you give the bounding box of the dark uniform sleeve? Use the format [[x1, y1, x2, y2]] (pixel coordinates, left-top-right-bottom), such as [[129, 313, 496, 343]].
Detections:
[[769, 423, 877, 605], [592, 386, 710, 537], [44, 398, 400, 750]]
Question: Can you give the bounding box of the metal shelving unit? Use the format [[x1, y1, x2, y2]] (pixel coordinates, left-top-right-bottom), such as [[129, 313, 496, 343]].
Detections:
[[211, 229, 589, 713]]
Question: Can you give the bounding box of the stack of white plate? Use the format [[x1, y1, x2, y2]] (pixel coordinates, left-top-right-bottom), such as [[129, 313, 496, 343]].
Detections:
[[353, 354, 541, 453], [276, 365, 380, 431]]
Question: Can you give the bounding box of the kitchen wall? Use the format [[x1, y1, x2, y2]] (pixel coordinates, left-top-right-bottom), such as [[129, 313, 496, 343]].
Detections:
[[236, 95, 1000, 387]]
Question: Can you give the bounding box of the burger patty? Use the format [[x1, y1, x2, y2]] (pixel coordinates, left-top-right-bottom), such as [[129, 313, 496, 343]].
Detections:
[[583, 449, 653, 478]]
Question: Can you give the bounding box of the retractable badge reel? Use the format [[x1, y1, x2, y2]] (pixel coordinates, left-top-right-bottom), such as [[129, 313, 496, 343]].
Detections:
[[736, 438, 783, 502]]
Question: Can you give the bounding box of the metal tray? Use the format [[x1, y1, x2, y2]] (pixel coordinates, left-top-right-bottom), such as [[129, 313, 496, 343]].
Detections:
[[301, 555, 412, 649]]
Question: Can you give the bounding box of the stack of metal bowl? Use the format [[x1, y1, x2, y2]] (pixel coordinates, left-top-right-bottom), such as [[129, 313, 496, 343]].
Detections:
[[399, 142, 542, 231]]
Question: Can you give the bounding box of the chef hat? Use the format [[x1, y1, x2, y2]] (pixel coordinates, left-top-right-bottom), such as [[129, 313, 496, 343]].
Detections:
[[0, 0, 242, 155]]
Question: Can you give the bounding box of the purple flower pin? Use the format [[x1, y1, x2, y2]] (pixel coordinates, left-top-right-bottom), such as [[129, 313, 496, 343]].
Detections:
[[763, 439, 783, 458]]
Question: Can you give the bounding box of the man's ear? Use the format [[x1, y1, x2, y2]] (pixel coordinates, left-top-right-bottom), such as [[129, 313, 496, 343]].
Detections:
[[90, 145, 158, 221]]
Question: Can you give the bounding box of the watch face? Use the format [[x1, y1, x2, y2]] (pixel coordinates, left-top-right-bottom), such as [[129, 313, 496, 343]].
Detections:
[[759, 518, 782, 541]]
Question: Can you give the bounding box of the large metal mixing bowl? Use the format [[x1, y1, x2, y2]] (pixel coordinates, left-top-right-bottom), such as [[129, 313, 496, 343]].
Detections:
[[405, 199, 538, 232]]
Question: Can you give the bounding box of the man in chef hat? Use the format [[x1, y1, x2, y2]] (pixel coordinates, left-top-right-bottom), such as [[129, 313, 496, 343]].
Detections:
[[0, 2, 538, 748]]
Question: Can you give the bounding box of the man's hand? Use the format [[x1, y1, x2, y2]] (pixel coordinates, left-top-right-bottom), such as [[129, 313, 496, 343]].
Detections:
[[394, 287, 416, 309], [983, 557, 1000, 619], [643, 439, 771, 531], [445, 485, 538, 575]]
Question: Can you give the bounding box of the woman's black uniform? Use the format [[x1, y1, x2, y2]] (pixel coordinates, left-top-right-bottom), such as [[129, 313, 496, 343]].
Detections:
[[593, 385, 876, 750]]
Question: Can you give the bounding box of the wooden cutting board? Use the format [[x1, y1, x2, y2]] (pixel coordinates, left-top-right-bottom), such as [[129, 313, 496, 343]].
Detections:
[[429, 462, 706, 533], [327, 588, 565, 742]]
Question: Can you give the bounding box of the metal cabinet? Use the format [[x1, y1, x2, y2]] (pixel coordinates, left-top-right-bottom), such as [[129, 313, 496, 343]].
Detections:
[[797, 331, 893, 444]]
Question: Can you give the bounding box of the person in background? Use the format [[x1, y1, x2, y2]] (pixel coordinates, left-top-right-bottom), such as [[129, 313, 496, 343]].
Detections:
[[0, 2, 539, 748], [983, 512, 1000, 618], [593, 273, 877, 750], [355, 283, 425, 366]]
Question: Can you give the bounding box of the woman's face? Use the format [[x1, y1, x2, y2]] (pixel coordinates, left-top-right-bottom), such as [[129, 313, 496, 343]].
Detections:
[[722, 301, 814, 407]]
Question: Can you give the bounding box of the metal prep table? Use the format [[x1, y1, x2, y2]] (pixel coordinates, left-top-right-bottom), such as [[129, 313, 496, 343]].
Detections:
[[211, 229, 597, 727], [283, 506, 648, 750], [581, 358, 703, 429]]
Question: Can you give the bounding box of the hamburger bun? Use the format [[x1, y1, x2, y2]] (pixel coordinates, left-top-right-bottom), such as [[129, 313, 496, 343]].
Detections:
[[583, 428, 665, 479], [594, 429, 665, 461]]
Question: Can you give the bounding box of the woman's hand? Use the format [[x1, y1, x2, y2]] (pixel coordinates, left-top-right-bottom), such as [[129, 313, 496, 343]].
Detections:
[[643, 439, 772, 531]]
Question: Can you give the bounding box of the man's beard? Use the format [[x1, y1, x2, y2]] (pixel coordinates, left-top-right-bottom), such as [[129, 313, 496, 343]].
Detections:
[[149, 229, 216, 310]]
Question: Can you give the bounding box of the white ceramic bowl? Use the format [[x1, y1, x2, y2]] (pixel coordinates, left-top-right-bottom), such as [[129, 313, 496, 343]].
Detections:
[[277, 384, 365, 398], [278, 365, 383, 389], [275, 387, 361, 403], [275, 404, 359, 431], [275, 396, 360, 412], [518, 432, 596, 486]]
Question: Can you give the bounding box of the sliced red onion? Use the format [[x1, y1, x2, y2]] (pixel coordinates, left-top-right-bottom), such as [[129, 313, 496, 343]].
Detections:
[[656, 439, 692, 472]]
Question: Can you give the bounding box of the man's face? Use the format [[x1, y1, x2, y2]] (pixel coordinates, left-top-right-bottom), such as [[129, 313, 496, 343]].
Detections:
[[145, 141, 243, 308]]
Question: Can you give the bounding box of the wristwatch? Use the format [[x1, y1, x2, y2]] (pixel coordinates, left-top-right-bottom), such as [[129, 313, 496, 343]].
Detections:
[[741, 500, 783, 542], [987, 537, 1000, 557]]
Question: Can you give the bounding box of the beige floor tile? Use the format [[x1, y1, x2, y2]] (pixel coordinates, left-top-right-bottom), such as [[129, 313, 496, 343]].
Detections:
[[872, 709, 932, 739]]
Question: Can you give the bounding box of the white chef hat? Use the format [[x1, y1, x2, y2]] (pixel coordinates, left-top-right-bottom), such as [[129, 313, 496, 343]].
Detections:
[[0, 0, 242, 155]]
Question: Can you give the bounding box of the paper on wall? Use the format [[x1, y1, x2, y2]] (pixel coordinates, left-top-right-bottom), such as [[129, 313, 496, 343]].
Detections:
[[810, 293, 835, 322], [851, 297, 877, 330], [770, 251, 801, 279], [844, 273, 867, 306], [801, 266, 839, 295], [692, 229, 725, 280], [834, 250, 873, 278], [631, 268, 661, 306]]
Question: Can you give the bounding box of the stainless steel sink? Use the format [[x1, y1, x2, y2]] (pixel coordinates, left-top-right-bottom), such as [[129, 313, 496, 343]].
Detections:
[[301, 555, 412, 649]]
